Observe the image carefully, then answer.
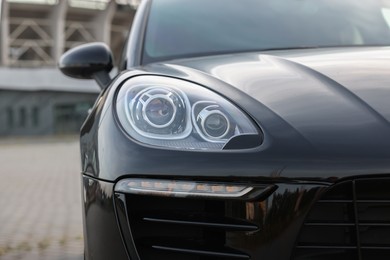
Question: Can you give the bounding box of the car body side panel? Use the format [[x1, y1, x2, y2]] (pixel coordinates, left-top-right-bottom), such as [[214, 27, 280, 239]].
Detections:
[[82, 175, 128, 260]]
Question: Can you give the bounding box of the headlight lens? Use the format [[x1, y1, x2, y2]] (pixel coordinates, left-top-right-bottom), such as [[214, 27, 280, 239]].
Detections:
[[130, 87, 188, 135], [116, 76, 261, 150]]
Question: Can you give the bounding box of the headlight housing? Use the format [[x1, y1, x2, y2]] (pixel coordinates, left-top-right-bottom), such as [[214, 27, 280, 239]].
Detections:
[[116, 76, 262, 150]]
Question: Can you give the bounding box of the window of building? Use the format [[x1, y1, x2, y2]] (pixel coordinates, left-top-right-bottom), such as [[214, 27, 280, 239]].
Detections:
[[19, 107, 26, 127], [7, 108, 14, 128], [32, 106, 39, 127]]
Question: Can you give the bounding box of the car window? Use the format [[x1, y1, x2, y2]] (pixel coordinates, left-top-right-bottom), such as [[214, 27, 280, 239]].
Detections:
[[142, 0, 390, 64]]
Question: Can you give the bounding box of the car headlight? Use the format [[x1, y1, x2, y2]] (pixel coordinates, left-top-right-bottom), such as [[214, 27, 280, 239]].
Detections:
[[116, 76, 262, 150]]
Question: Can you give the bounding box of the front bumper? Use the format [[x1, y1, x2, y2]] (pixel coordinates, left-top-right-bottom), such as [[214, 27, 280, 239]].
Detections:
[[83, 174, 390, 260]]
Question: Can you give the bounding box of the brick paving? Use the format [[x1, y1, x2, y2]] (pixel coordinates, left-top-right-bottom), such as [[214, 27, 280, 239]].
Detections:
[[0, 137, 83, 260]]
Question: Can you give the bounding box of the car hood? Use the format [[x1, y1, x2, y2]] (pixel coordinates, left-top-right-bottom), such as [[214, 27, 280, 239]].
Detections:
[[148, 47, 390, 158]]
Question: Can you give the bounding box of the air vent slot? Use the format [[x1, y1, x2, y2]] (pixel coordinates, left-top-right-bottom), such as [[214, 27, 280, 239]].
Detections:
[[143, 212, 258, 231], [123, 195, 253, 260], [147, 239, 250, 259]]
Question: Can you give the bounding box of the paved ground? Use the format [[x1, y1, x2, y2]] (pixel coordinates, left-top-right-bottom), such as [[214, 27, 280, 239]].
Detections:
[[0, 137, 83, 260]]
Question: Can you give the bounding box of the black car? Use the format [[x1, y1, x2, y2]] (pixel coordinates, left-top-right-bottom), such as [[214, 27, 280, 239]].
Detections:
[[59, 0, 390, 259]]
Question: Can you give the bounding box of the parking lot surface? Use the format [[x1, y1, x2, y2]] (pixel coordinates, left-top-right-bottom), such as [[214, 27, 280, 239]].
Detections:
[[0, 137, 83, 260]]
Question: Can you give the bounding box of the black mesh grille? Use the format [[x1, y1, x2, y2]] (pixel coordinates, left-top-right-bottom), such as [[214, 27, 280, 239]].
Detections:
[[293, 178, 390, 260]]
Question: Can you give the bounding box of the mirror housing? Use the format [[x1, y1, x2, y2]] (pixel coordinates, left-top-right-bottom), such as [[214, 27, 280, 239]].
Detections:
[[59, 42, 114, 89]]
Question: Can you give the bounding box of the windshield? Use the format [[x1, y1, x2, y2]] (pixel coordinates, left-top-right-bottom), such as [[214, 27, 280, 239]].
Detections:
[[142, 0, 390, 64]]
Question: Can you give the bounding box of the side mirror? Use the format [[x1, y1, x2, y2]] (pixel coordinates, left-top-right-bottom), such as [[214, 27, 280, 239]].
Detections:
[[59, 42, 114, 89]]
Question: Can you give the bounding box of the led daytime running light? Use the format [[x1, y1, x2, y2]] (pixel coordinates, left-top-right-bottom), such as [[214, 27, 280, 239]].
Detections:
[[115, 179, 253, 198]]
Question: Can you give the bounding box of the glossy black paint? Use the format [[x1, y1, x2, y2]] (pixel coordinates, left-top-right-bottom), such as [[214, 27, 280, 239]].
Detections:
[[59, 42, 113, 80], [62, 0, 390, 259], [82, 175, 128, 260], [80, 47, 390, 182], [78, 51, 390, 259]]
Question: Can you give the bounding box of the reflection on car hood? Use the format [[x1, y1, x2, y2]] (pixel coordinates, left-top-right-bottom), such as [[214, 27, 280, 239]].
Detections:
[[163, 47, 390, 156]]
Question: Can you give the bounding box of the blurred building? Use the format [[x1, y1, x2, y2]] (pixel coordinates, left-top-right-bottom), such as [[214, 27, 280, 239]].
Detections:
[[0, 0, 140, 136]]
